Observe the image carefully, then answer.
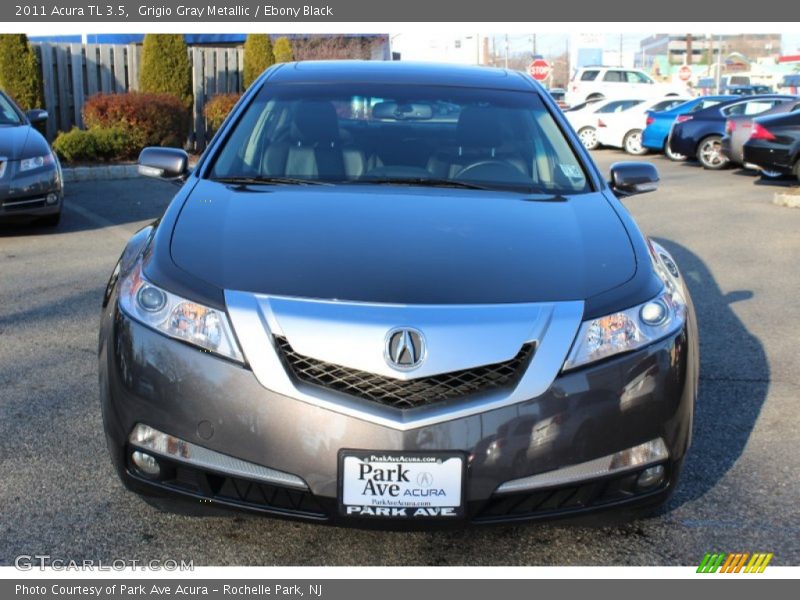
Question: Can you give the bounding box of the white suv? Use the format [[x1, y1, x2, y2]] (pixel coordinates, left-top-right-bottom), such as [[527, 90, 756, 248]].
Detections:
[[567, 66, 690, 106]]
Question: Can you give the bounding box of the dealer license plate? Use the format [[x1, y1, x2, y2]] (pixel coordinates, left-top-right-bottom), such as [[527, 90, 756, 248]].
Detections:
[[339, 450, 465, 519]]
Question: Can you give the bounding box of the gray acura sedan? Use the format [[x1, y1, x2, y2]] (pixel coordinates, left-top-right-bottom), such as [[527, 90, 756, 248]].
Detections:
[[99, 61, 698, 528], [0, 90, 63, 226]]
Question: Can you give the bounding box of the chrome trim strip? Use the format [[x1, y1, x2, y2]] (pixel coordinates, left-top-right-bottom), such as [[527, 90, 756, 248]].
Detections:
[[2, 196, 46, 207], [226, 291, 584, 430], [494, 438, 669, 494], [128, 424, 309, 490]]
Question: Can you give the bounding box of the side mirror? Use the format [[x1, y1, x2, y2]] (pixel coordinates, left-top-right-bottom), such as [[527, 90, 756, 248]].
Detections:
[[26, 109, 48, 124], [138, 147, 190, 180], [609, 162, 659, 196]]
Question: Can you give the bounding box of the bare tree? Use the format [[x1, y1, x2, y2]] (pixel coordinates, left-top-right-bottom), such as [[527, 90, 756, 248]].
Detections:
[[291, 35, 380, 61]]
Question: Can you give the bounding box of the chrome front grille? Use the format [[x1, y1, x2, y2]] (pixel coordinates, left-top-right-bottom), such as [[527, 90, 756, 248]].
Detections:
[[274, 336, 535, 410]]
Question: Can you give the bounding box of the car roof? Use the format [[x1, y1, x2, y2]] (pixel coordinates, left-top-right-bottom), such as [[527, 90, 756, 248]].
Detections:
[[692, 94, 797, 115], [264, 60, 536, 91]]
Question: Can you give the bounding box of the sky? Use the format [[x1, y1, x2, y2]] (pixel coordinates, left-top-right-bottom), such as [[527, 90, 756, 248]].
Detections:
[[493, 33, 800, 58]]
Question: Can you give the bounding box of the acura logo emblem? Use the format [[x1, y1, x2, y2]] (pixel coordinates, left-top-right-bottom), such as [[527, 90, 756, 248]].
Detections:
[[385, 328, 426, 371]]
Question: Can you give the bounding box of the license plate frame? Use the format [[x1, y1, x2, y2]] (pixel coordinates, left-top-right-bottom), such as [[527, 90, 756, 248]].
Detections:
[[338, 449, 466, 520]]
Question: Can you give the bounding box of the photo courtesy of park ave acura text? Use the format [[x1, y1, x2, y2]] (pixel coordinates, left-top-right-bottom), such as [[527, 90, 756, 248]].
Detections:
[[0, 0, 799, 575]]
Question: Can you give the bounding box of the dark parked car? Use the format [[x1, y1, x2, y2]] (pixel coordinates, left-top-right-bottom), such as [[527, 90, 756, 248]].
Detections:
[[721, 98, 800, 171], [100, 61, 697, 528], [0, 90, 63, 226], [642, 95, 735, 160], [669, 94, 796, 169], [742, 109, 800, 181]]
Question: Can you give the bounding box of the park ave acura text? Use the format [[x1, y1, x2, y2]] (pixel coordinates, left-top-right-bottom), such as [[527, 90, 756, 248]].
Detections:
[[99, 61, 698, 528]]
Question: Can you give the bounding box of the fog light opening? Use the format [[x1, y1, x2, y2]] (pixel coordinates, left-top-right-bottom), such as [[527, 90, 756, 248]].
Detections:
[[131, 450, 161, 478], [45, 193, 59, 205], [637, 464, 665, 490]]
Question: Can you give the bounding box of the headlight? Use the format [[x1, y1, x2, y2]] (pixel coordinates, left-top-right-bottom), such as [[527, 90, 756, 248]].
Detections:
[[563, 247, 687, 371], [118, 258, 244, 363], [19, 153, 54, 172]]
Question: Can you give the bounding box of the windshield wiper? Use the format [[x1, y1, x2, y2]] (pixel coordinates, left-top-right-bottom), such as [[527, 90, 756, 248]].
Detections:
[[210, 176, 333, 186], [353, 177, 493, 191]]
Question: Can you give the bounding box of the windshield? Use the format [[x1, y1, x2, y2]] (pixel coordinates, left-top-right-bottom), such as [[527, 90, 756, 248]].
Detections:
[[0, 93, 23, 126], [209, 83, 591, 194]]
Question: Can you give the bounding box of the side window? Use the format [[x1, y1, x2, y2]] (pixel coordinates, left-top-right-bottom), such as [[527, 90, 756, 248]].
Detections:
[[580, 70, 599, 82], [723, 103, 747, 117], [603, 70, 623, 83], [595, 101, 625, 113], [626, 71, 652, 84], [743, 101, 776, 116], [652, 99, 681, 111]]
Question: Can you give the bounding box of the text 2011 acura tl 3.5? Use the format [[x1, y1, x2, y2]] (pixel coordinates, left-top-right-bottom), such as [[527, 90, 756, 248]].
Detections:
[[99, 61, 698, 528]]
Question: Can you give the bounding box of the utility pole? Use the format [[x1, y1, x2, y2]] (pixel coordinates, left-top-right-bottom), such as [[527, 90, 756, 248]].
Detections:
[[532, 33, 537, 57], [505, 33, 509, 68], [715, 33, 723, 94], [686, 33, 692, 65], [619, 34, 623, 66]]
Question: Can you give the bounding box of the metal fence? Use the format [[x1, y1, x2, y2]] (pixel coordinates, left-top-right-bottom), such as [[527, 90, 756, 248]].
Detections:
[[34, 43, 245, 150]]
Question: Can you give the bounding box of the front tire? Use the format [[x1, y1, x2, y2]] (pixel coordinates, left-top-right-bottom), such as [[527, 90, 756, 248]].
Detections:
[[697, 135, 728, 170], [623, 129, 648, 155], [577, 126, 599, 150]]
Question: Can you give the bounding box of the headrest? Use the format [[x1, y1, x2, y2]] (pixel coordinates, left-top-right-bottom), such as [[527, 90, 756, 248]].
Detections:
[[456, 106, 506, 149], [291, 101, 340, 145]]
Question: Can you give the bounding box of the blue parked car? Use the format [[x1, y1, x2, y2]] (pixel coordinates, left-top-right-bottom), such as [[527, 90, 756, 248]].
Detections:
[[668, 95, 797, 169], [642, 96, 735, 160]]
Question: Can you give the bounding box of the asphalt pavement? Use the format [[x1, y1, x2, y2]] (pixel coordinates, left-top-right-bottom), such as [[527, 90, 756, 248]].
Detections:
[[0, 152, 798, 566]]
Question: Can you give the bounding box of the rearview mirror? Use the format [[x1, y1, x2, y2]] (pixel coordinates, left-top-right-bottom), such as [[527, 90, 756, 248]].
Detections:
[[26, 109, 48, 124], [138, 147, 190, 181], [609, 162, 659, 196]]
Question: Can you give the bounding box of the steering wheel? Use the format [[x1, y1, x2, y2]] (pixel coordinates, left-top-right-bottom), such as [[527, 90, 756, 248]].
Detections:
[[454, 160, 529, 184]]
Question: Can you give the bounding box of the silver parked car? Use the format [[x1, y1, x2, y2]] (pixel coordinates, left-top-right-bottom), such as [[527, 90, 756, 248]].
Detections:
[[721, 98, 800, 175]]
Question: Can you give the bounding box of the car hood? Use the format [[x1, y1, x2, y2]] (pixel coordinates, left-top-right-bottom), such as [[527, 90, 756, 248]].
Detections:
[[169, 181, 637, 305], [0, 124, 47, 159]]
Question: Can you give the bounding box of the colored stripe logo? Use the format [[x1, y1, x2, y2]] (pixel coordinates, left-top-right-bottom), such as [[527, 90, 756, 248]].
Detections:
[[697, 552, 773, 573]]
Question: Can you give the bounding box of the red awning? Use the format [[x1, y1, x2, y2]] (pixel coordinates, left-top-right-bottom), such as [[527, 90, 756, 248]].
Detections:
[[778, 54, 800, 63]]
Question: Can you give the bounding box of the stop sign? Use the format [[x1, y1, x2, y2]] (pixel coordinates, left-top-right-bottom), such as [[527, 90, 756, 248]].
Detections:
[[678, 65, 692, 82], [528, 59, 551, 82]]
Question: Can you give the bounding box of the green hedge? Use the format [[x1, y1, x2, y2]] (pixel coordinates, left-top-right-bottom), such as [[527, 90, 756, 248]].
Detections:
[[53, 127, 135, 162], [139, 34, 192, 110], [273, 37, 294, 63], [0, 34, 44, 111], [243, 34, 274, 88]]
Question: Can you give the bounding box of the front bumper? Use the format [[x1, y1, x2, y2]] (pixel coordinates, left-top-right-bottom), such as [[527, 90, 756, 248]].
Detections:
[[100, 304, 697, 528], [0, 162, 63, 221]]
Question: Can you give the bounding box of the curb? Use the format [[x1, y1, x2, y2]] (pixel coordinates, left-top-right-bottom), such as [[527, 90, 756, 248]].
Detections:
[[63, 165, 139, 183], [773, 191, 800, 209]]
